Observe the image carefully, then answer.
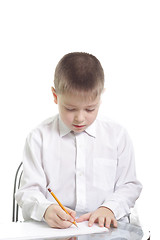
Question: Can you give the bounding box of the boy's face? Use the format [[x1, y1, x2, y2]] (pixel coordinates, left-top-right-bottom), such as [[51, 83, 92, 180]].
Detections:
[[52, 88, 101, 133]]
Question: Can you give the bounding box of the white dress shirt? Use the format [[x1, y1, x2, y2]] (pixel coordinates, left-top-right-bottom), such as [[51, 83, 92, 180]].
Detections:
[[15, 114, 142, 221]]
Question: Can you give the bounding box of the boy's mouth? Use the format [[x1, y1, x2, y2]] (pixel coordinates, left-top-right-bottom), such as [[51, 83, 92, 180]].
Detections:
[[73, 124, 86, 128]]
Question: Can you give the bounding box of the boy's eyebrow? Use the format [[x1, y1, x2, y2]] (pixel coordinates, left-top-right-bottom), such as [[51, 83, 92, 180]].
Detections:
[[64, 103, 98, 108], [86, 104, 98, 108], [64, 104, 76, 108]]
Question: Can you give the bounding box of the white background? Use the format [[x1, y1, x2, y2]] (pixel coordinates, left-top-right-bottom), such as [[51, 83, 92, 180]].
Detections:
[[0, 0, 159, 238]]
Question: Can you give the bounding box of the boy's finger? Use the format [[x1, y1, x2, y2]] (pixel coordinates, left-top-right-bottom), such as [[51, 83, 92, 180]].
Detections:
[[56, 215, 73, 229], [112, 218, 118, 228], [88, 214, 97, 227], [76, 212, 91, 223], [66, 214, 75, 223], [105, 217, 111, 229], [98, 217, 105, 227], [58, 210, 74, 223], [65, 207, 76, 220]]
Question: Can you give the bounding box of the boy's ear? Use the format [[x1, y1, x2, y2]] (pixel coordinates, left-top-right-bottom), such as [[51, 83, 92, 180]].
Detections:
[[102, 88, 106, 94], [51, 87, 58, 104]]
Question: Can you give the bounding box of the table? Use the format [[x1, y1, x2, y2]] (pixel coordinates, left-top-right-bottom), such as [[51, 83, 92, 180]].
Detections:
[[0, 220, 150, 240]]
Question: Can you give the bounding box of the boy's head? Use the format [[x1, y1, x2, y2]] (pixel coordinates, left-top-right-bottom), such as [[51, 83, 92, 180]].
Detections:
[[54, 52, 104, 98], [52, 52, 105, 133]]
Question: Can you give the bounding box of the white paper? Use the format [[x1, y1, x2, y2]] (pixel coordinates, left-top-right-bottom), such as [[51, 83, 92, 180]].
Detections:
[[0, 221, 108, 240]]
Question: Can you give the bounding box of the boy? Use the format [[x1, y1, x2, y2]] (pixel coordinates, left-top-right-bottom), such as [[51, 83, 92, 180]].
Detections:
[[16, 52, 142, 229]]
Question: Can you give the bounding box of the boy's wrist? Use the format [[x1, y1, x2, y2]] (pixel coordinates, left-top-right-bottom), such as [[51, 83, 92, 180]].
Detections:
[[99, 206, 115, 215], [100, 202, 118, 219], [33, 201, 54, 221]]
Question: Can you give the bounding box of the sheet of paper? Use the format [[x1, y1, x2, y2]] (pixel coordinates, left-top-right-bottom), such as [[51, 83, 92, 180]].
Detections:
[[0, 221, 108, 240]]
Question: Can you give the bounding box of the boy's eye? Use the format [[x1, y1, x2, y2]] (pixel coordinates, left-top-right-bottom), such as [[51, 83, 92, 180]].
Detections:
[[65, 108, 75, 111], [86, 109, 95, 112], [65, 107, 95, 112]]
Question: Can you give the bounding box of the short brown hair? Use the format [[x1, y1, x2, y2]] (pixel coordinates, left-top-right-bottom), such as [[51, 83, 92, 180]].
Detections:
[[54, 52, 104, 98]]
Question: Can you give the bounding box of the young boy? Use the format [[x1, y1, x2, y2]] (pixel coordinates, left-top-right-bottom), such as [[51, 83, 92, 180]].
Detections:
[[16, 52, 142, 229]]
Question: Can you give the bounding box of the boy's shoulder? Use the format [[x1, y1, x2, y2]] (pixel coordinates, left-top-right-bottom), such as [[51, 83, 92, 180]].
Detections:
[[95, 114, 129, 140], [96, 114, 124, 131], [39, 114, 58, 127], [28, 114, 59, 138]]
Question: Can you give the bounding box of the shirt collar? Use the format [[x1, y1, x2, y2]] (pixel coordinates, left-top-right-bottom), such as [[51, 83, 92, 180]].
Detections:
[[58, 116, 96, 138], [59, 116, 71, 137], [84, 120, 96, 138]]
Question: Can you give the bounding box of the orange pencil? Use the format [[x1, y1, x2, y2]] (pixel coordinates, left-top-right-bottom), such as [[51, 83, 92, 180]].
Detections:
[[48, 188, 78, 227]]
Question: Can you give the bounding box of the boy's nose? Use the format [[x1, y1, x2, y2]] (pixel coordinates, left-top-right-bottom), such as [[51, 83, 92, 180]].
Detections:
[[74, 111, 85, 123]]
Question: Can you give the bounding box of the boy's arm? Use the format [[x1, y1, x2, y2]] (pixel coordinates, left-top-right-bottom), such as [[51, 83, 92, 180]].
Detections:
[[15, 131, 53, 221], [100, 128, 142, 220], [15, 129, 76, 228]]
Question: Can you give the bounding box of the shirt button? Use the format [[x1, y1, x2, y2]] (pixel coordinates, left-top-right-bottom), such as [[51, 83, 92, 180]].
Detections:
[[80, 171, 84, 176]]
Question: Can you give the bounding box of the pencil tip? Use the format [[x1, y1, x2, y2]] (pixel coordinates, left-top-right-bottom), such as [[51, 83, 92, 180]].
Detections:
[[75, 223, 78, 228], [48, 188, 51, 192]]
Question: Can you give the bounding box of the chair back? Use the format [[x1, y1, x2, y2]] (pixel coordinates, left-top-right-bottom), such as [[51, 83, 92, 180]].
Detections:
[[12, 162, 23, 222]]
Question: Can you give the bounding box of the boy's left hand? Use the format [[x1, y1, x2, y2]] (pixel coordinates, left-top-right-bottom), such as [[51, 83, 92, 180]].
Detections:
[[76, 207, 117, 229]]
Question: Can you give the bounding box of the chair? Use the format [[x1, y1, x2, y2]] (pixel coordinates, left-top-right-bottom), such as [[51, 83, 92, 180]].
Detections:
[[12, 162, 23, 222]]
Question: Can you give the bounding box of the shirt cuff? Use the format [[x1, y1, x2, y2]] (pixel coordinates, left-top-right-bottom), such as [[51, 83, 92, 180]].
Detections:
[[100, 200, 130, 220], [30, 200, 53, 221]]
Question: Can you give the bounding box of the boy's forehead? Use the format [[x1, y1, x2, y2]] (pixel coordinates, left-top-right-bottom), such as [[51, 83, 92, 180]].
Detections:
[[59, 92, 100, 106]]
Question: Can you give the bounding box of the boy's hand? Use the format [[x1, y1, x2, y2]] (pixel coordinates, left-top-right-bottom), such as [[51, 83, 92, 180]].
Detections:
[[44, 204, 76, 228], [76, 207, 117, 229]]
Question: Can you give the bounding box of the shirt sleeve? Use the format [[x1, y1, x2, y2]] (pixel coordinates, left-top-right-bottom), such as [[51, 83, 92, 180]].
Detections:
[[101, 128, 142, 220], [15, 130, 54, 221]]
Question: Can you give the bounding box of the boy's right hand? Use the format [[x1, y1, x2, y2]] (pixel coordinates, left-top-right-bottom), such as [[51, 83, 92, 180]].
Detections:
[[44, 204, 76, 228]]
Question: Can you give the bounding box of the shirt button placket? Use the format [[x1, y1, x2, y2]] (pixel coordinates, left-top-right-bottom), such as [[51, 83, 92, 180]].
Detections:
[[75, 134, 86, 212]]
